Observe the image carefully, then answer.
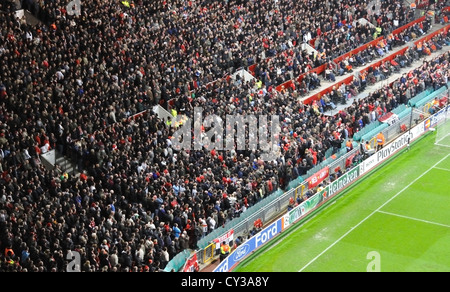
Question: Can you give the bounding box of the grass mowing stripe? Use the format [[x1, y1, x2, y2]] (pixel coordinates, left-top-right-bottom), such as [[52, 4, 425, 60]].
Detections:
[[377, 210, 450, 229], [297, 152, 450, 272]]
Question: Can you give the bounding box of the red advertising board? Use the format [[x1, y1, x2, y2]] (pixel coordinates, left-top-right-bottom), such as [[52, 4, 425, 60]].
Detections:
[[307, 166, 329, 189]]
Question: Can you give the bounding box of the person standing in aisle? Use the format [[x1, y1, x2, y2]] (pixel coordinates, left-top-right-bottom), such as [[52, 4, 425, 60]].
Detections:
[[376, 132, 385, 151]]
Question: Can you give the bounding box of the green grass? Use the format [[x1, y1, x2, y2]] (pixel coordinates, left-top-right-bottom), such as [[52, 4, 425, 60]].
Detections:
[[234, 131, 450, 272]]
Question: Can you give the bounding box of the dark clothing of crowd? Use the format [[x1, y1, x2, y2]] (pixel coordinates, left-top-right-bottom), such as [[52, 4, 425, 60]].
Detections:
[[0, 0, 449, 272]]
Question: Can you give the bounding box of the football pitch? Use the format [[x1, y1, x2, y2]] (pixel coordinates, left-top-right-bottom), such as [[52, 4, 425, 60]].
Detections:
[[234, 131, 450, 272]]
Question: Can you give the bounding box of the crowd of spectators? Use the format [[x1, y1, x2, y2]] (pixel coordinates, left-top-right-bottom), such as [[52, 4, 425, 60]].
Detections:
[[273, 17, 436, 105], [320, 28, 450, 113], [251, 0, 416, 88], [0, 0, 449, 272]]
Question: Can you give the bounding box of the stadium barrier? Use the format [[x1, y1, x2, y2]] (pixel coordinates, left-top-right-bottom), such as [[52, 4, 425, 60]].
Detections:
[[302, 75, 354, 105], [213, 103, 450, 272], [408, 88, 435, 107], [412, 85, 448, 108], [352, 121, 382, 141], [360, 123, 391, 143], [391, 14, 427, 35]]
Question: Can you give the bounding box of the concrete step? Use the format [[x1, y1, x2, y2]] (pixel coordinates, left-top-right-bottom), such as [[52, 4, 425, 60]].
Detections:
[[54, 151, 78, 175], [56, 157, 66, 163]]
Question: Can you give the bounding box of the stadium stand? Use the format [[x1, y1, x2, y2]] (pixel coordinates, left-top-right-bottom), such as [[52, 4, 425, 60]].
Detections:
[[0, 0, 449, 272]]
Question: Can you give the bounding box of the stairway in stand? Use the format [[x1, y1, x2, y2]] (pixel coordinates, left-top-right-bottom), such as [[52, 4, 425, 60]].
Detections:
[[55, 152, 79, 177]]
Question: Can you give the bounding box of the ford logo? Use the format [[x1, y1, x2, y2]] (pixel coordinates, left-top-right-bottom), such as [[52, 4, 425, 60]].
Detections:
[[233, 244, 250, 262]]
